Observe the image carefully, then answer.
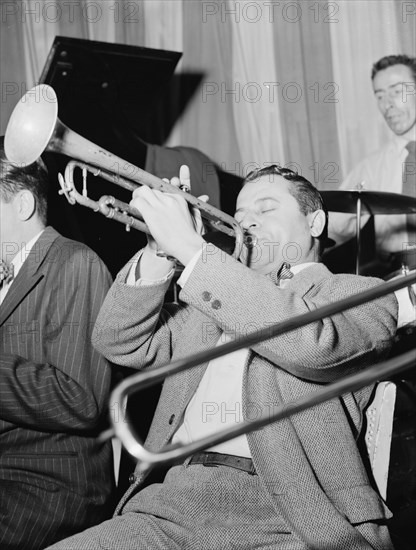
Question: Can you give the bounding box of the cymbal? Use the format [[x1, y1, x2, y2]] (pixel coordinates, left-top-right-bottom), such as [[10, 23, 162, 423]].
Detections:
[[321, 190, 416, 215]]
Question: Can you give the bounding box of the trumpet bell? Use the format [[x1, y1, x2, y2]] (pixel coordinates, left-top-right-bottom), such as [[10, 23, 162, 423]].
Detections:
[[5, 84, 58, 166], [4, 84, 245, 259]]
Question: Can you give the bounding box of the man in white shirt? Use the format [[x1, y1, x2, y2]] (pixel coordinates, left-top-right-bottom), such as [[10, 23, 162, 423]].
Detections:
[[0, 138, 115, 549], [48, 164, 397, 550], [328, 54, 416, 276]]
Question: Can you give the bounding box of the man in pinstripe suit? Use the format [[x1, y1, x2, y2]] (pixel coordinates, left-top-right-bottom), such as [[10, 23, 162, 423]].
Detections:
[[48, 165, 398, 549], [0, 138, 115, 549]]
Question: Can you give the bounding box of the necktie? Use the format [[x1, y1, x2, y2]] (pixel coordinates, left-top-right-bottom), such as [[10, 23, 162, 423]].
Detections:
[[403, 141, 416, 241], [0, 260, 14, 287], [270, 262, 294, 286]]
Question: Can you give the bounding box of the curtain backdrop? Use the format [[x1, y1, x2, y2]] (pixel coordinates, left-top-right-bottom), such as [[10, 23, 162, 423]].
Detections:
[[1, 0, 415, 189]]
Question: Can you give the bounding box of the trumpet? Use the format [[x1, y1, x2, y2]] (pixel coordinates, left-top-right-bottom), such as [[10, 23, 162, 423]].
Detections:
[[4, 84, 244, 259]]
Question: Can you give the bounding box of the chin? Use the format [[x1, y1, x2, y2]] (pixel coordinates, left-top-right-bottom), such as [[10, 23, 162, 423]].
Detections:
[[390, 121, 414, 136]]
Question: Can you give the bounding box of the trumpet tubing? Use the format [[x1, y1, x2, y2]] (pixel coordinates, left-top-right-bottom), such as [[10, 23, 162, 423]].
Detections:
[[5, 84, 244, 258]]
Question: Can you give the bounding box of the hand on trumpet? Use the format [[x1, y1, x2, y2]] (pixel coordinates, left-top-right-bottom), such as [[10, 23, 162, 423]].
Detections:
[[130, 165, 208, 274]]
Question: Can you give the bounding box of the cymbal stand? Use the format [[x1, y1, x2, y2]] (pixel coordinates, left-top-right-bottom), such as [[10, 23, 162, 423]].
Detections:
[[355, 182, 364, 275]]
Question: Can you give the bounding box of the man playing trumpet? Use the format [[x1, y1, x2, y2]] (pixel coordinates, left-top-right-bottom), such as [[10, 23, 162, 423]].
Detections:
[[48, 164, 397, 549]]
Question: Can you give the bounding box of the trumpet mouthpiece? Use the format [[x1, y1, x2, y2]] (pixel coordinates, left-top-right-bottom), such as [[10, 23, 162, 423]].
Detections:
[[243, 233, 257, 247]]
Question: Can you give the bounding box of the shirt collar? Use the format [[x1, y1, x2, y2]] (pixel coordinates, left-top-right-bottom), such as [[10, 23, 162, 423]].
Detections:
[[290, 262, 317, 275], [268, 261, 317, 286], [391, 131, 416, 155]]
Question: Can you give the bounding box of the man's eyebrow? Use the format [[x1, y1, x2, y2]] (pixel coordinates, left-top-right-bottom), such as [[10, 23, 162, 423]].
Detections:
[[235, 197, 280, 214], [374, 81, 409, 94], [255, 197, 280, 204]]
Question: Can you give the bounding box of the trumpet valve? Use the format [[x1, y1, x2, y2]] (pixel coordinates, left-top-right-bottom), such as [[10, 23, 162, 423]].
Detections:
[[57, 173, 76, 205], [98, 195, 116, 218]]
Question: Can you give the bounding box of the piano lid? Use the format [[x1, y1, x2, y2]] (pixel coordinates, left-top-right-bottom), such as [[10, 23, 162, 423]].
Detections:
[[39, 36, 182, 155]]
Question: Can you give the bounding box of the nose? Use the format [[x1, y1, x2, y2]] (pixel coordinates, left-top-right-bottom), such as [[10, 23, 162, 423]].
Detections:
[[381, 94, 394, 112], [240, 213, 259, 231]]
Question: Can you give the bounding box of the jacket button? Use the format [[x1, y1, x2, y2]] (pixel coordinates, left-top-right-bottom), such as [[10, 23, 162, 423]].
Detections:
[[128, 473, 136, 484], [211, 299, 221, 310], [202, 291, 212, 301], [168, 414, 175, 425]]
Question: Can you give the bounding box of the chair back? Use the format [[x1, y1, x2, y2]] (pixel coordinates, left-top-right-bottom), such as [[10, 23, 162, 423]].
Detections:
[[365, 381, 397, 500]]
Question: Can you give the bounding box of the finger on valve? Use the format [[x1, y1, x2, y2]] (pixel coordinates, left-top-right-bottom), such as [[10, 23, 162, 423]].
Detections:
[[130, 183, 172, 261], [164, 166, 190, 193], [178, 165, 191, 193]]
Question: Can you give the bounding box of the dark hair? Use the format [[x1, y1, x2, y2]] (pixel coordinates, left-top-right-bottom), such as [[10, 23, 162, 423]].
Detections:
[[371, 54, 416, 82], [0, 136, 48, 224], [244, 165, 333, 255]]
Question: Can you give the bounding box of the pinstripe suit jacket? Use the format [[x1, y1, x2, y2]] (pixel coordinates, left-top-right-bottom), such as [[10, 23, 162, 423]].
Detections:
[[93, 247, 398, 550], [0, 227, 114, 550]]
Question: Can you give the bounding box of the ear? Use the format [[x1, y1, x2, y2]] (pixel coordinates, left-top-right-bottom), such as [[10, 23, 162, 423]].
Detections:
[[307, 209, 326, 238], [16, 190, 36, 221]]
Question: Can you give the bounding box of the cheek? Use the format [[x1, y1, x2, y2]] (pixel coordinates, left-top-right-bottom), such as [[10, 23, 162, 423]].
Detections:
[[376, 100, 386, 114], [397, 96, 414, 114], [1, 213, 14, 241], [0, 216, 7, 236], [287, 218, 311, 246], [392, 95, 403, 107]]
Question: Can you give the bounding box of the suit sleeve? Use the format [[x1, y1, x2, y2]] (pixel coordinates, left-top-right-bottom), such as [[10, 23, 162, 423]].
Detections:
[[0, 246, 113, 432], [179, 248, 398, 383], [93, 254, 188, 369]]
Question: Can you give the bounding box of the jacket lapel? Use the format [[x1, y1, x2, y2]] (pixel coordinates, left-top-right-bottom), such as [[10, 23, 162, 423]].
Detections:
[[286, 262, 332, 295], [0, 227, 59, 327]]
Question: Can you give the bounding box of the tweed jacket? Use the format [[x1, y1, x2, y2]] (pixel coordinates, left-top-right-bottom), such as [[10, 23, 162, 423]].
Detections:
[[0, 227, 114, 550], [93, 246, 398, 550]]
